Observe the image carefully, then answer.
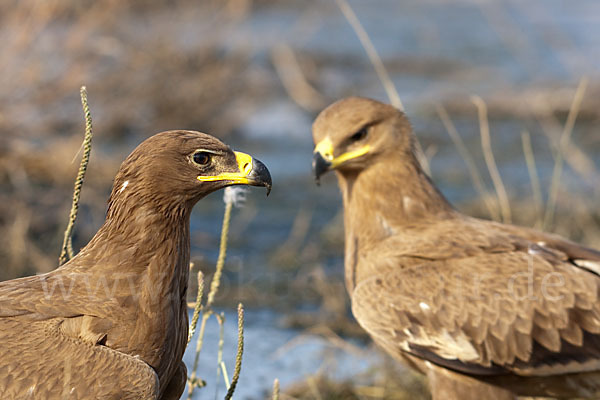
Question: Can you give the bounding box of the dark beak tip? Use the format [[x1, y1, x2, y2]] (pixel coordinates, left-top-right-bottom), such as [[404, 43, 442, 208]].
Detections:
[[251, 158, 272, 196], [312, 152, 331, 184]]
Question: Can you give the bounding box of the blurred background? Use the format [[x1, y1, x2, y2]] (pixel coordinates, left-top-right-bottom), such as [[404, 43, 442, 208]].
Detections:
[[1, 0, 599, 398]]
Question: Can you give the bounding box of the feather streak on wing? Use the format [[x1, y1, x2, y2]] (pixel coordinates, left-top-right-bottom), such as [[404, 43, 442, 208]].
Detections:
[[351, 223, 600, 379]]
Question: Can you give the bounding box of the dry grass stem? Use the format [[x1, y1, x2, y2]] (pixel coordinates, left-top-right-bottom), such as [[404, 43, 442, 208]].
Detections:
[[336, 0, 431, 176], [187, 312, 210, 399], [334, 0, 434, 177], [272, 379, 280, 400], [534, 109, 599, 188], [271, 43, 325, 112], [543, 77, 588, 229], [435, 103, 499, 220], [187, 191, 242, 398], [334, 0, 403, 111], [187, 270, 204, 344], [207, 199, 233, 308], [59, 86, 93, 266], [520, 130, 543, 227], [221, 361, 231, 391], [216, 313, 228, 394], [224, 303, 245, 400], [471, 95, 512, 223]]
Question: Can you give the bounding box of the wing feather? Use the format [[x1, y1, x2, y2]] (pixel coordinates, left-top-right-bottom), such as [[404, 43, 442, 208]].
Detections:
[[0, 317, 158, 399], [0, 269, 124, 320], [351, 217, 600, 381]]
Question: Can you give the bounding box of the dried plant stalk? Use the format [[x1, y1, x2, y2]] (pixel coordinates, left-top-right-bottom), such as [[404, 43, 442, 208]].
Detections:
[[59, 86, 93, 266], [471, 95, 512, 223], [334, 0, 431, 177], [543, 77, 588, 229], [520, 130, 543, 227], [272, 378, 280, 400], [187, 270, 204, 344], [436, 103, 500, 221], [224, 303, 245, 400], [187, 188, 243, 399]]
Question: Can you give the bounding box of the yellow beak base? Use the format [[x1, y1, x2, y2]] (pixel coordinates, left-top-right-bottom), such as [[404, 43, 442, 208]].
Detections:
[[313, 138, 370, 169], [196, 151, 254, 185], [197, 151, 272, 195]]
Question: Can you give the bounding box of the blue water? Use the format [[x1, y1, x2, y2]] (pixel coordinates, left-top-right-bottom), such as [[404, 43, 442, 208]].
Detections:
[[184, 309, 385, 399]]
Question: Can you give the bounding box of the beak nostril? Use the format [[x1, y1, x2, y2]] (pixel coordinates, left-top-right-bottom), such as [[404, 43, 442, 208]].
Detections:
[[244, 162, 250, 172]]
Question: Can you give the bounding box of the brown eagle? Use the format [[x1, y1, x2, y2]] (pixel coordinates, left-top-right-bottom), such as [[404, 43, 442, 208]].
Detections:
[[0, 131, 271, 399], [312, 97, 600, 399]]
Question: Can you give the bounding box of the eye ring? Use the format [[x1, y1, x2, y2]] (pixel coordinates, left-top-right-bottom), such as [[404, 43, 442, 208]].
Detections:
[[192, 151, 211, 166], [350, 127, 368, 142]]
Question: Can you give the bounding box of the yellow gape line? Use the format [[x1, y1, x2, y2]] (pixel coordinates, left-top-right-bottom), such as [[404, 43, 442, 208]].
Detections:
[[197, 151, 254, 184], [314, 138, 370, 168]]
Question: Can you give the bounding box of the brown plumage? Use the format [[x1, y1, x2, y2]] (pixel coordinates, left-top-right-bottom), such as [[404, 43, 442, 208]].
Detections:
[[0, 130, 271, 399], [312, 97, 600, 399]]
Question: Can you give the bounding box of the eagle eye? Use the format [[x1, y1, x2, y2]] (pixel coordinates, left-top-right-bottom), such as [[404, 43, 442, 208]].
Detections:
[[192, 151, 211, 166], [350, 127, 368, 142]]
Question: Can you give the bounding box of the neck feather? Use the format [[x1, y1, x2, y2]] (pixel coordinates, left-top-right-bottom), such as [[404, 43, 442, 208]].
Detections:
[[337, 151, 455, 291], [85, 187, 191, 292], [339, 152, 454, 232]]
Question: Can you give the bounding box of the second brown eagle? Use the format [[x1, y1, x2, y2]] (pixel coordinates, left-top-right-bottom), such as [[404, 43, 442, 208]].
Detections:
[[313, 97, 600, 400]]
